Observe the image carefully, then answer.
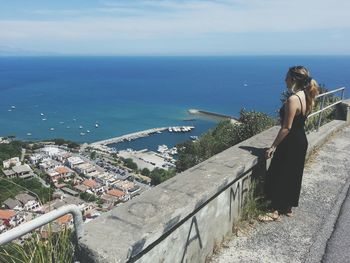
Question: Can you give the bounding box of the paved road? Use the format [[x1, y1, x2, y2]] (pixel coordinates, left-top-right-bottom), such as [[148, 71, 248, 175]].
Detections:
[[323, 182, 350, 263], [211, 125, 350, 263]]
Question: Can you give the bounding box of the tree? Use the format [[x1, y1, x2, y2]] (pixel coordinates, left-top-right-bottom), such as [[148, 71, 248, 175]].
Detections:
[[141, 168, 150, 176], [123, 158, 138, 171], [149, 168, 176, 186], [176, 109, 276, 173], [90, 151, 97, 160]]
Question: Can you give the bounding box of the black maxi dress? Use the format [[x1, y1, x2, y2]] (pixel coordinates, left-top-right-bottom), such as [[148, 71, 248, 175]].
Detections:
[[265, 92, 308, 210]]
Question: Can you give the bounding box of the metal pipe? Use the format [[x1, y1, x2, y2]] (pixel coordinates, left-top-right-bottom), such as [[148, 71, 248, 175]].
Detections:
[[308, 100, 343, 118], [316, 95, 326, 131], [315, 87, 345, 98], [0, 204, 83, 245]]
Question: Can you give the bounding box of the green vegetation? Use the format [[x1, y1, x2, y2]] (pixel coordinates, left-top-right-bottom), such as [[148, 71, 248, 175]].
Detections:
[[149, 168, 176, 186], [0, 178, 53, 204], [0, 141, 27, 167], [0, 227, 75, 263], [141, 168, 151, 177], [80, 192, 97, 202], [90, 151, 97, 160], [49, 138, 80, 149], [122, 158, 138, 171], [176, 110, 276, 172], [241, 180, 270, 222]]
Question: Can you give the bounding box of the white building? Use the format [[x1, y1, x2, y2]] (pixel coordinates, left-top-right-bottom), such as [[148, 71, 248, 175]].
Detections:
[[29, 153, 45, 165], [67, 156, 84, 168], [3, 157, 20, 169], [15, 193, 40, 211]]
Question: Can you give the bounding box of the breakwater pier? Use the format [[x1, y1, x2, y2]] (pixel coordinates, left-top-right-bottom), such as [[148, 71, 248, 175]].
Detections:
[[90, 126, 195, 149], [188, 108, 238, 123]]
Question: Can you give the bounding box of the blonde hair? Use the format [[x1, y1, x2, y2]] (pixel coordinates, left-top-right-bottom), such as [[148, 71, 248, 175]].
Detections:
[[288, 66, 319, 115]]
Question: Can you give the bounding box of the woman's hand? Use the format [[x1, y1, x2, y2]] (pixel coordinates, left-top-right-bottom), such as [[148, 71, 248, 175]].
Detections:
[[265, 146, 276, 159]]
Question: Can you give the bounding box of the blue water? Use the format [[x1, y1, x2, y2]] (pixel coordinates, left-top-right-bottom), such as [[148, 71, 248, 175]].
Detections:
[[0, 56, 349, 149]]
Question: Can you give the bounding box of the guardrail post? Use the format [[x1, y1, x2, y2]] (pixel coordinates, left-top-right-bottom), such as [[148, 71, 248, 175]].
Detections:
[[316, 95, 326, 131]]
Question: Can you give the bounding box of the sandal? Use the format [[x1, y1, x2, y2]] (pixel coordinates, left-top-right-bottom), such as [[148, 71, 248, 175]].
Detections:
[[258, 214, 274, 222], [258, 211, 280, 222], [266, 210, 280, 220]]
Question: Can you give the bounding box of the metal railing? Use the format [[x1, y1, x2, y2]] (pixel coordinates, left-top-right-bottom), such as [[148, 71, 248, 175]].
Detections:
[[307, 87, 346, 131], [0, 204, 83, 246]]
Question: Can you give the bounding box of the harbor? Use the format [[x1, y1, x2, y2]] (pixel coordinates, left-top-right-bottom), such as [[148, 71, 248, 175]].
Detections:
[[90, 126, 195, 149]]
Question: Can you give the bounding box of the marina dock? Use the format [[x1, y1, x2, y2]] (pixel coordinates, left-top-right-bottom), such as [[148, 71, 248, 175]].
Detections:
[[90, 126, 195, 148]]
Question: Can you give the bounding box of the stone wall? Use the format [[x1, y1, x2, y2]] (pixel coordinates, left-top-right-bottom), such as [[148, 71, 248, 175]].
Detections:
[[78, 102, 349, 263]]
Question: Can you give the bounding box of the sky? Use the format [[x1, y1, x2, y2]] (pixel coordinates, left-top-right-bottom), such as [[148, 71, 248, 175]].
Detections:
[[0, 0, 349, 56]]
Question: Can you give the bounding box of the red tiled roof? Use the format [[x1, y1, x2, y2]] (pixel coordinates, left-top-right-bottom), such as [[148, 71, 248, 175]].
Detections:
[[55, 166, 70, 174], [83, 179, 98, 189], [107, 189, 125, 198], [0, 209, 16, 220]]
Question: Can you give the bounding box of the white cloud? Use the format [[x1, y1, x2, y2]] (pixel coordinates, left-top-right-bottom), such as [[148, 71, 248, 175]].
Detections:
[[0, 0, 349, 54]]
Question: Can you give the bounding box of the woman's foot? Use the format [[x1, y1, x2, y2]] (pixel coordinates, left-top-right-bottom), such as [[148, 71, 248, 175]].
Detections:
[[266, 210, 280, 220], [285, 207, 293, 217], [258, 214, 274, 222], [280, 207, 293, 217], [258, 210, 280, 222]]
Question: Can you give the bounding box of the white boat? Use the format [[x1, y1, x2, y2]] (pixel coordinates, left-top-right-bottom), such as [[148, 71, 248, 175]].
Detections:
[[40, 113, 44, 116], [156, 131, 162, 134], [8, 109, 12, 112], [80, 132, 86, 136], [11, 106, 16, 109], [66, 126, 70, 129], [79, 125, 83, 129], [87, 130, 90, 133], [50, 128, 55, 131], [59, 121, 64, 124], [27, 133, 32, 136], [95, 123, 99, 128], [157, 144, 168, 153], [190, 135, 199, 140], [168, 127, 173, 132]]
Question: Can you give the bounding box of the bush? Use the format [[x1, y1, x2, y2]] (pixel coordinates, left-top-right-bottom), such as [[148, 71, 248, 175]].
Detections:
[[80, 192, 97, 202], [176, 110, 276, 172], [123, 158, 138, 171], [141, 168, 150, 176], [149, 168, 176, 186], [0, 227, 74, 263]]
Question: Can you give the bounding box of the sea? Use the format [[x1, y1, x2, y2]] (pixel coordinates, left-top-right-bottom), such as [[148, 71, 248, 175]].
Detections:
[[0, 56, 349, 151]]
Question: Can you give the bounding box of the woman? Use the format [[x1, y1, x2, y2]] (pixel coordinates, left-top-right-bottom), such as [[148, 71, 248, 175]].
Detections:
[[262, 66, 319, 221]]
